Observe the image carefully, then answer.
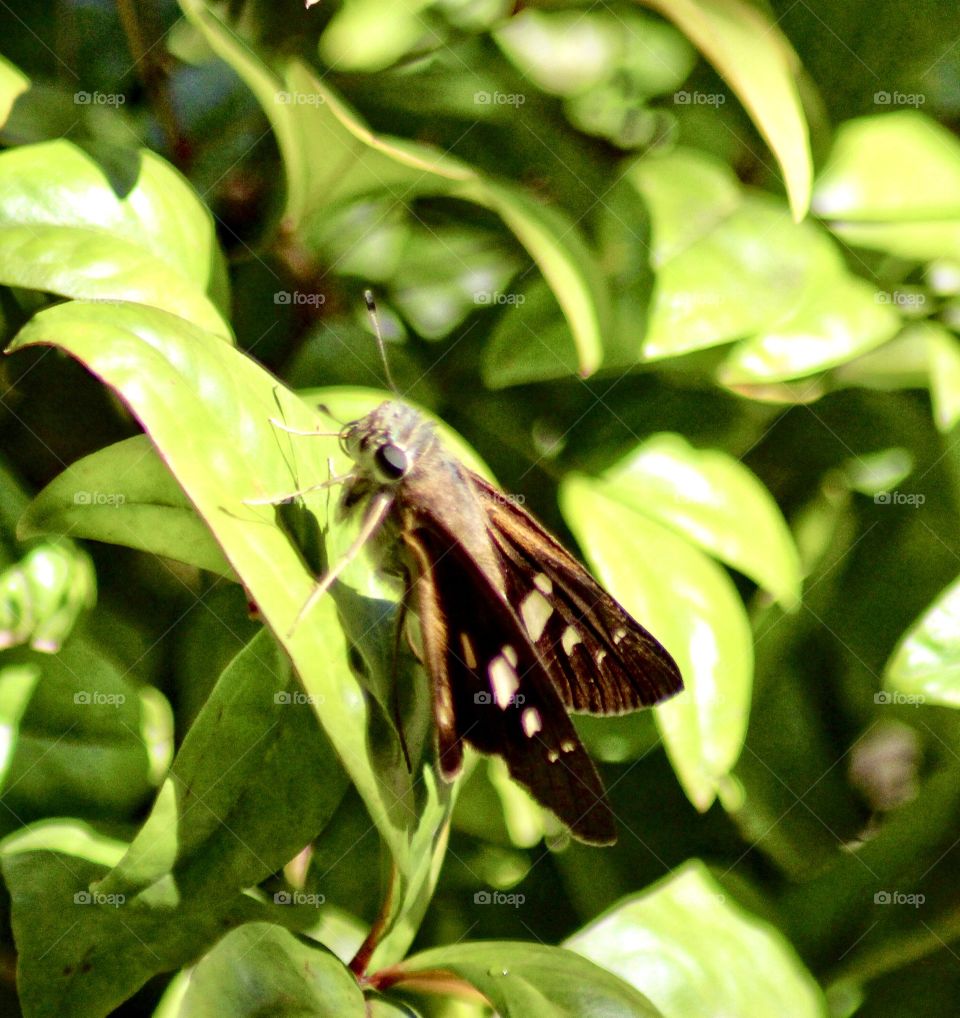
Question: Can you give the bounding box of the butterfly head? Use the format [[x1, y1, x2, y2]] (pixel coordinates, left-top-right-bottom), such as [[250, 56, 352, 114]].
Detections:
[[340, 400, 437, 487]]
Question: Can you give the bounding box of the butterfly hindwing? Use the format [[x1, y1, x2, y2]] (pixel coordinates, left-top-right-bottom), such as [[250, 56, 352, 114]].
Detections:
[[467, 472, 682, 713]]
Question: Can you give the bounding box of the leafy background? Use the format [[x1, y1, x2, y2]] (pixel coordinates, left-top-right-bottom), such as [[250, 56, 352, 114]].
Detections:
[[1, 1, 959, 1015]]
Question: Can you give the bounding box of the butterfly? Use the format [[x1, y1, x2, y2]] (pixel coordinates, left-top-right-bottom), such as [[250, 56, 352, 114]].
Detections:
[[297, 389, 683, 845]]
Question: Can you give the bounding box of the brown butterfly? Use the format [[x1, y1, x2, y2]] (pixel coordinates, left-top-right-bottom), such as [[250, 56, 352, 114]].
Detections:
[[298, 383, 683, 845]]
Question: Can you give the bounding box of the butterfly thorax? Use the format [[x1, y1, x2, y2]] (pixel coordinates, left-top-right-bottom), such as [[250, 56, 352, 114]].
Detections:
[[339, 400, 505, 591]]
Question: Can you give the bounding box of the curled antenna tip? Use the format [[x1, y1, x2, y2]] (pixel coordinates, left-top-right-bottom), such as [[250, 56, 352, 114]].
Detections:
[[364, 289, 376, 310]]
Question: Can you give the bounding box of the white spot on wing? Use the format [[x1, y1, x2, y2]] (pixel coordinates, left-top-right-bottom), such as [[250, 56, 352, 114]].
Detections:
[[503, 644, 518, 668], [595, 649, 607, 667], [613, 627, 627, 645], [521, 707, 542, 737], [489, 654, 520, 709], [561, 626, 582, 655], [459, 632, 477, 670], [520, 589, 553, 643], [560, 739, 576, 753], [534, 573, 553, 595]]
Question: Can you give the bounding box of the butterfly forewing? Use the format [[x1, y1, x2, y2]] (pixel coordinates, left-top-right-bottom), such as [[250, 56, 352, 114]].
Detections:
[[468, 472, 682, 713], [403, 522, 616, 845]]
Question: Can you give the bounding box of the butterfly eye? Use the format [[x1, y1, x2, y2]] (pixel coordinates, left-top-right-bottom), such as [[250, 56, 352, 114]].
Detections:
[[374, 442, 408, 480]]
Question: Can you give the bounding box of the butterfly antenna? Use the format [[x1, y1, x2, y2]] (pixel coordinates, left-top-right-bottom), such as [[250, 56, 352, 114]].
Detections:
[[364, 289, 397, 393]]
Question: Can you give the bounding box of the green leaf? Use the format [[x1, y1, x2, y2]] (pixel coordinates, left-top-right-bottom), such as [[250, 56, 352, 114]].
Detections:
[[0, 140, 229, 330], [0, 821, 264, 1018], [718, 274, 902, 384], [0, 635, 173, 830], [179, 923, 366, 1017], [561, 475, 752, 810], [0, 663, 40, 786], [394, 941, 662, 1017], [8, 300, 450, 966], [19, 435, 235, 578], [885, 573, 960, 707], [565, 860, 828, 1018], [178, 3, 609, 375], [926, 323, 960, 432], [319, 0, 434, 72], [0, 55, 29, 128], [641, 196, 842, 361], [644, 0, 812, 220], [814, 112, 960, 221], [604, 433, 801, 607], [628, 148, 741, 266], [828, 219, 960, 262]]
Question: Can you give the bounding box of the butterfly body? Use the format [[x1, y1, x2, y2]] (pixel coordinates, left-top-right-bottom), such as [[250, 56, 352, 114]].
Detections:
[[337, 399, 683, 845]]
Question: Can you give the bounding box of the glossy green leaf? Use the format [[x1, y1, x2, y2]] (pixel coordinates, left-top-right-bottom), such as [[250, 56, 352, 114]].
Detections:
[[179, 1, 608, 375], [8, 300, 450, 967], [885, 573, 960, 707], [0, 55, 29, 127], [814, 112, 960, 221], [0, 635, 173, 830], [829, 219, 960, 261], [628, 148, 741, 266], [180, 923, 365, 1017], [0, 663, 40, 786], [566, 860, 828, 1018], [395, 940, 662, 1016], [320, 0, 433, 72], [0, 140, 229, 329], [718, 274, 902, 384], [642, 197, 842, 360], [644, 0, 812, 220], [605, 433, 801, 607], [1, 820, 263, 1018], [926, 323, 960, 432], [19, 435, 234, 578], [4, 630, 349, 1016], [560, 475, 752, 810]]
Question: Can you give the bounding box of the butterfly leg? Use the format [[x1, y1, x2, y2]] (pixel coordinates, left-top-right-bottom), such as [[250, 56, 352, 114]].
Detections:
[[287, 491, 394, 636], [389, 595, 414, 773]]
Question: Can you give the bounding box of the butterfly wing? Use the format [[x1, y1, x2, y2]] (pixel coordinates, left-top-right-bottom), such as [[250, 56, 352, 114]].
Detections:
[[467, 472, 683, 714], [400, 520, 617, 845]]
